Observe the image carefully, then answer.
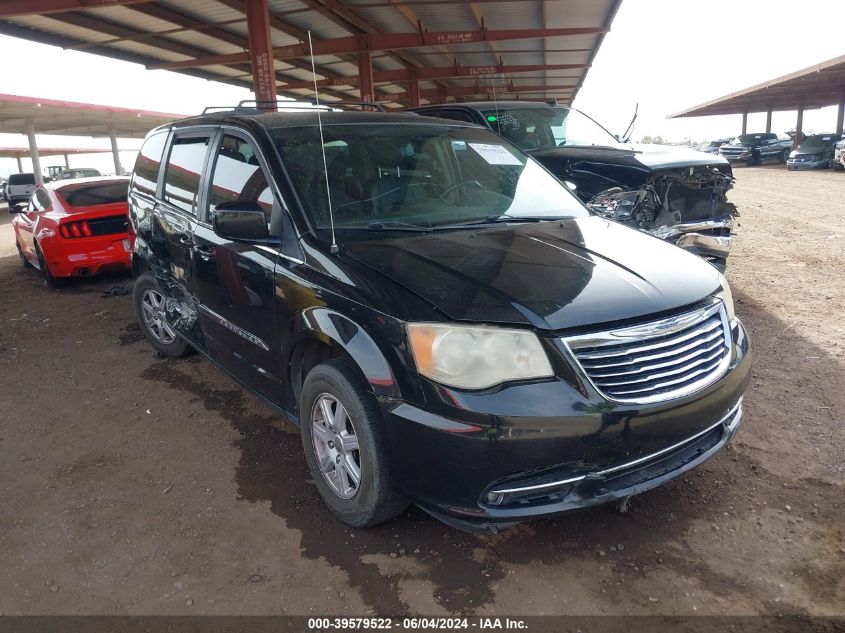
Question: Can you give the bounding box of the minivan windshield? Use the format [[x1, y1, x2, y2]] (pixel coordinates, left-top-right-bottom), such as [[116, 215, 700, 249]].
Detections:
[[273, 124, 587, 233], [480, 106, 624, 151]]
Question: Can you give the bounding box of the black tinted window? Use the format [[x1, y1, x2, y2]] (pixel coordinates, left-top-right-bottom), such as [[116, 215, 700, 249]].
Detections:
[[163, 135, 210, 215], [209, 134, 273, 224], [9, 174, 35, 185], [59, 182, 128, 207], [132, 132, 167, 196], [31, 189, 50, 211]]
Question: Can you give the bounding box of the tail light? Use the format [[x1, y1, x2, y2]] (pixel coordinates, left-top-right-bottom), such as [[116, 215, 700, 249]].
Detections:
[[60, 220, 93, 239]]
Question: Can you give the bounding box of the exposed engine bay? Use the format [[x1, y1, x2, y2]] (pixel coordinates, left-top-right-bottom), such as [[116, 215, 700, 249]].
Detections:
[[584, 166, 738, 270]]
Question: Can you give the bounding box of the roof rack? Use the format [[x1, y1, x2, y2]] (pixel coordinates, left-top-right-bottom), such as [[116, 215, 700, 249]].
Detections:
[[201, 99, 387, 115]]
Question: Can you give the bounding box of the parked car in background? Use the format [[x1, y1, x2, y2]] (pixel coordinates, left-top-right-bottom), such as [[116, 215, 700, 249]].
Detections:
[[0, 179, 7, 201], [127, 107, 750, 531], [786, 133, 841, 170], [833, 137, 845, 171], [699, 139, 731, 154], [11, 176, 131, 286], [412, 102, 738, 270], [5, 173, 37, 206], [718, 133, 792, 165], [59, 167, 102, 180]]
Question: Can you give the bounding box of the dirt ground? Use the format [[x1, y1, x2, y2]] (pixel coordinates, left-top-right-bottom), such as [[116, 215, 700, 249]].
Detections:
[[0, 165, 843, 617]]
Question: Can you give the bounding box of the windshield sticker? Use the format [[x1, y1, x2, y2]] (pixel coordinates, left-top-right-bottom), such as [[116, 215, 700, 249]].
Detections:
[[469, 143, 523, 166]]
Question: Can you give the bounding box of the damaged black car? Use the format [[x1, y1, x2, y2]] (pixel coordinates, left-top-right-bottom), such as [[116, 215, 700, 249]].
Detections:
[[412, 102, 738, 270]]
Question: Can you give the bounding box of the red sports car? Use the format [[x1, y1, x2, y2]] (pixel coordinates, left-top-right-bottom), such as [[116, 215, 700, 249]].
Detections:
[[12, 177, 132, 286]]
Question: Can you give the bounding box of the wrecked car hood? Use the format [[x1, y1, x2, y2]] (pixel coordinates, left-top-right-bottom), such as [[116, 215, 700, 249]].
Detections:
[[342, 217, 721, 331], [529, 143, 730, 172]]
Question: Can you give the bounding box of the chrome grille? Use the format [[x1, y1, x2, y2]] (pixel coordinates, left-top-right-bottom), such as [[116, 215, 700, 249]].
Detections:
[[564, 302, 731, 404]]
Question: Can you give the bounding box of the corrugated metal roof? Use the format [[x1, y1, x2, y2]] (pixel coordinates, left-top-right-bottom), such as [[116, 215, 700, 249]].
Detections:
[[0, 0, 622, 107]]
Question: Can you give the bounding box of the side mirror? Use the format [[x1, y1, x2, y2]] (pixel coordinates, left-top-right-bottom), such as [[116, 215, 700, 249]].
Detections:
[[212, 202, 269, 242]]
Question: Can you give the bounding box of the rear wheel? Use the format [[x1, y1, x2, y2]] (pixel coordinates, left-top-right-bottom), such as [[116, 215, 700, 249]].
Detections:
[[35, 243, 63, 288], [133, 273, 190, 357], [300, 360, 408, 527]]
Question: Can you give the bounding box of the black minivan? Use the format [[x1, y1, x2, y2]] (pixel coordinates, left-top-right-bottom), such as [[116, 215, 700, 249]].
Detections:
[[128, 106, 750, 531]]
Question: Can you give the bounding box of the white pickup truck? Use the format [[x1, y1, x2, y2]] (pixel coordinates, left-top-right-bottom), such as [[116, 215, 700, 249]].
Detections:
[[4, 173, 36, 207]]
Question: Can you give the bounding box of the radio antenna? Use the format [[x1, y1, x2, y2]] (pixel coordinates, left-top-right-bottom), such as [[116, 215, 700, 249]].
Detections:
[[308, 30, 338, 254], [491, 76, 500, 131]]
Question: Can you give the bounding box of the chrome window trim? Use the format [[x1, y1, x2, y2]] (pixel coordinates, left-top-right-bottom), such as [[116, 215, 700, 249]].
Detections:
[[562, 299, 732, 405]]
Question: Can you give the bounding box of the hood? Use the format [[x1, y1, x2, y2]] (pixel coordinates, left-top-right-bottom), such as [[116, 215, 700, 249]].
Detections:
[[529, 143, 728, 172], [342, 217, 721, 331], [793, 144, 832, 156]]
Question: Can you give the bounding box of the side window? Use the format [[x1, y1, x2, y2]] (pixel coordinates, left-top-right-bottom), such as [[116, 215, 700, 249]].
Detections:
[[208, 134, 273, 225], [163, 135, 211, 215], [31, 189, 50, 212], [131, 132, 167, 196]]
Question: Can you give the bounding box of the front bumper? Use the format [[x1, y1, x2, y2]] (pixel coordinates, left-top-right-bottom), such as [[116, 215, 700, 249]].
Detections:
[[787, 157, 829, 170], [653, 218, 733, 263], [44, 236, 132, 278], [381, 318, 751, 531]]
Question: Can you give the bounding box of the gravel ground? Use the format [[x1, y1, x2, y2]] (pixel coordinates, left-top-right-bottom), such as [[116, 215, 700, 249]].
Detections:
[[0, 165, 842, 617]]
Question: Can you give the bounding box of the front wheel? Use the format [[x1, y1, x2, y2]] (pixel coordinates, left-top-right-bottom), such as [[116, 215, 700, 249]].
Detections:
[[782, 149, 790, 164], [300, 360, 408, 527], [133, 273, 190, 357]]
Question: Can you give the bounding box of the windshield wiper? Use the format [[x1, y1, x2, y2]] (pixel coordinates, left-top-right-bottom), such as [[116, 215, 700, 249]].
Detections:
[[364, 220, 433, 232], [439, 214, 566, 229]]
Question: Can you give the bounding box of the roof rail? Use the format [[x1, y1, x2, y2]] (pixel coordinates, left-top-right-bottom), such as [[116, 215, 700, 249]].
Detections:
[[201, 99, 387, 115]]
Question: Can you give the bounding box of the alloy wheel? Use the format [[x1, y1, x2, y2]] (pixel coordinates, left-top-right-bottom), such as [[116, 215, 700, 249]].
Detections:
[[140, 288, 177, 345], [311, 394, 362, 499]]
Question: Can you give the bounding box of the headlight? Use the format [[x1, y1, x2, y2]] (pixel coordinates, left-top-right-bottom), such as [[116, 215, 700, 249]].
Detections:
[[715, 272, 736, 323], [407, 323, 553, 390]]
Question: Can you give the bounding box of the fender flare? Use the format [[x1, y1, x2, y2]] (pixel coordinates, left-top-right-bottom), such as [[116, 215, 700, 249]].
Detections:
[[291, 307, 405, 400]]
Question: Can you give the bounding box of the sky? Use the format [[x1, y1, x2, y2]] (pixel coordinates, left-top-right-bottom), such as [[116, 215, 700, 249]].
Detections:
[[0, 0, 843, 176], [575, 0, 845, 143]]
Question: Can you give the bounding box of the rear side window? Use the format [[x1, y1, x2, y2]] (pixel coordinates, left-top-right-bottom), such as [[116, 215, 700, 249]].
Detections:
[[132, 132, 167, 196], [208, 134, 273, 224], [31, 189, 50, 212], [163, 135, 210, 215], [9, 174, 35, 185], [59, 182, 128, 207]]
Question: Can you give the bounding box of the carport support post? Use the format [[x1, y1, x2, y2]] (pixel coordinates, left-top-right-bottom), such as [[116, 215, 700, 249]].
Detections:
[[836, 101, 844, 136], [741, 112, 747, 135], [16, 157, 22, 173], [26, 122, 42, 185], [765, 110, 772, 133], [63, 153, 69, 169], [358, 50, 374, 106], [245, 0, 276, 110], [795, 102, 804, 149], [109, 129, 122, 176], [409, 78, 421, 108]]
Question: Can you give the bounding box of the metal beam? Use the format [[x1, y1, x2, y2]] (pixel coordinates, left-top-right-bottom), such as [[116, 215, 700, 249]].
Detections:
[[278, 63, 587, 90], [147, 27, 606, 70], [765, 110, 772, 133], [741, 112, 747, 135], [0, 0, 148, 18], [358, 50, 374, 104], [26, 122, 42, 186], [109, 129, 122, 176], [391, 84, 577, 102], [795, 102, 804, 148], [836, 101, 844, 136], [245, 0, 277, 108], [409, 79, 421, 108]]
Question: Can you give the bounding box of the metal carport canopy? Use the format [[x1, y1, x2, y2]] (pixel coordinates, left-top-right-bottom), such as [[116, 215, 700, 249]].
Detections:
[[0, 0, 622, 107], [0, 92, 185, 183], [668, 55, 845, 136]]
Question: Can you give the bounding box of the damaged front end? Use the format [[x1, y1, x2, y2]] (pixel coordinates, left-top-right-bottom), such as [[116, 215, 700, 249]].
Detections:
[[585, 165, 738, 270]]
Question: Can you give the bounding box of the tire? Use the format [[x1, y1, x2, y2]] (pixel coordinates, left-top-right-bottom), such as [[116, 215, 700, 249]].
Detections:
[[35, 243, 64, 288], [746, 151, 761, 167], [133, 273, 190, 357], [300, 359, 409, 527], [16, 239, 30, 268], [782, 149, 790, 164]]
